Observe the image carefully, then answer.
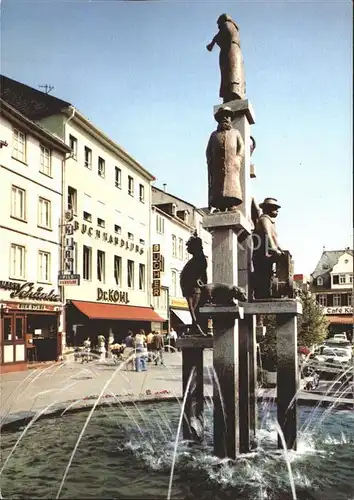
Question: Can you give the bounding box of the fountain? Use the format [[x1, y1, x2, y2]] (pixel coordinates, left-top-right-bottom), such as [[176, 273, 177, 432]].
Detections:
[[1, 14, 353, 500]]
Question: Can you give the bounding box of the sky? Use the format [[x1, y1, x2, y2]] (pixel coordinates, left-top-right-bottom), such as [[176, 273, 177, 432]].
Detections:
[[1, 0, 352, 275]]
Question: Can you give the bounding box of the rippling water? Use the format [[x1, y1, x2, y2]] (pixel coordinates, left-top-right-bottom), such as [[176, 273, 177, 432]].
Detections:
[[1, 402, 354, 500]]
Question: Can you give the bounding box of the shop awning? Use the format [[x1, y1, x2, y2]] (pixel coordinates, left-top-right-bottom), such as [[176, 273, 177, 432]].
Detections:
[[327, 315, 354, 324], [171, 308, 192, 325], [71, 301, 164, 322]]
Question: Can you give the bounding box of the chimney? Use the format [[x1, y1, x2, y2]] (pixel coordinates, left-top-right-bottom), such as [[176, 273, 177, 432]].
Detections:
[[163, 183, 167, 192]]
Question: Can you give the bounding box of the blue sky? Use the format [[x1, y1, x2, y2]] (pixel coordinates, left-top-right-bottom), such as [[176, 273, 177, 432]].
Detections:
[[1, 0, 352, 274]]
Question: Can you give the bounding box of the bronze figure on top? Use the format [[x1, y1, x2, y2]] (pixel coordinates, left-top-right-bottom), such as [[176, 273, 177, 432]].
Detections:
[[180, 231, 209, 336], [206, 13, 246, 103], [206, 106, 244, 212], [252, 197, 294, 299]]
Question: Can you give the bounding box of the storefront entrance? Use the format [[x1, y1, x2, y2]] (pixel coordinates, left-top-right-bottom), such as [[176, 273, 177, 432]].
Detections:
[[1, 313, 26, 370]]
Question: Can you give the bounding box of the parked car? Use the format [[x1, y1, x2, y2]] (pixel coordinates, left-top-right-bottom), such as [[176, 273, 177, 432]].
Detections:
[[331, 333, 348, 342]]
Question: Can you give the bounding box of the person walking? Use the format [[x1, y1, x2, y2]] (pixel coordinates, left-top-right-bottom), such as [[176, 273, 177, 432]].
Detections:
[[146, 331, 154, 362], [134, 330, 147, 372], [169, 328, 178, 352], [153, 331, 165, 366]]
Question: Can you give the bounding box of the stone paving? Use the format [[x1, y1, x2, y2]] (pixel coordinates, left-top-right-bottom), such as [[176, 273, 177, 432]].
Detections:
[[1, 350, 353, 428]]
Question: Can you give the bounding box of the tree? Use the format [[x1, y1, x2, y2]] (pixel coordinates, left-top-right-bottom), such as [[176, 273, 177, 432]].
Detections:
[[297, 290, 329, 347]]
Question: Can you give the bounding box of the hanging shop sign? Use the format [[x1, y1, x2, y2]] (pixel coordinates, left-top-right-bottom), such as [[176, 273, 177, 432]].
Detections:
[[324, 306, 353, 315], [0, 280, 61, 302], [58, 273, 81, 286], [63, 233, 75, 274], [69, 220, 144, 254], [152, 244, 161, 296], [97, 288, 130, 304]]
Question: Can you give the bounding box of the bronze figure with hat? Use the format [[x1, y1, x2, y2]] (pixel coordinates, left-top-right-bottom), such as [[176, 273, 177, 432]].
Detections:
[[206, 106, 244, 212], [251, 197, 294, 299]]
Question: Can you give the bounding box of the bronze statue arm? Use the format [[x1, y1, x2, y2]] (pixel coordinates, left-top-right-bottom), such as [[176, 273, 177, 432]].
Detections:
[[259, 217, 281, 254], [206, 35, 218, 51]]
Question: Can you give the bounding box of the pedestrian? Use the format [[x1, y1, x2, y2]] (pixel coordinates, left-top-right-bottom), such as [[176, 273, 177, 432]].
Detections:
[[169, 328, 178, 352], [134, 330, 147, 372], [123, 330, 135, 370], [146, 331, 154, 362], [153, 331, 165, 366]]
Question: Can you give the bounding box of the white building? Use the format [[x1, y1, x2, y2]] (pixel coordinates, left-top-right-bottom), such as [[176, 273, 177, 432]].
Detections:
[[311, 248, 353, 340], [0, 98, 70, 372], [151, 186, 212, 333], [1, 75, 164, 348]]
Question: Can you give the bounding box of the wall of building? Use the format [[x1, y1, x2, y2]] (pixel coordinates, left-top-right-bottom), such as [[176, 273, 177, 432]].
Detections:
[[59, 119, 152, 307]]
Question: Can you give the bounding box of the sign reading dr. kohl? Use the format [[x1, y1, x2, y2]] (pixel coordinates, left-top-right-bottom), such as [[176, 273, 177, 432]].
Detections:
[[97, 288, 129, 304], [0, 280, 61, 302]]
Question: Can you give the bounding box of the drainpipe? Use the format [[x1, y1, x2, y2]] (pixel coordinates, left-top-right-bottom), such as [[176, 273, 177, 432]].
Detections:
[[59, 107, 76, 356]]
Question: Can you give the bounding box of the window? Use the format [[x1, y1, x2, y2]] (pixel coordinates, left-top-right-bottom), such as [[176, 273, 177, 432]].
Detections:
[[10, 244, 26, 279], [84, 146, 92, 169], [139, 263, 145, 291], [332, 275, 339, 285], [39, 145, 52, 176], [98, 157, 105, 177], [152, 287, 168, 310], [97, 218, 105, 228], [12, 129, 26, 162], [156, 214, 165, 234], [114, 224, 121, 234], [127, 260, 134, 288], [114, 255, 122, 286], [128, 176, 134, 196], [11, 186, 26, 221], [69, 135, 77, 159], [139, 184, 145, 203], [115, 167, 121, 188], [139, 239, 145, 246], [171, 270, 177, 297], [67, 186, 77, 214], [178, 238, 183, 260], [339, 274, 346, 284], [317, 294, 327, 307], [38, 197, 51, 229], [333, 294, 341, 307], [38, 251, 51, 282], [97, 250, 105, 283], [83, 246, 92, 280], [128, 232, 134, 241], [317, 277, 323, 286], [172, 235, 177, 257], [83, 194, 92, 222], [350, 275, 353, 284], [348, 293, 353, 306]]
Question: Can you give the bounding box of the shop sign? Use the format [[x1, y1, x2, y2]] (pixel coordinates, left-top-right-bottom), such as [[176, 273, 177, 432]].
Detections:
[[152, 244, 161, 296], [63, 234, 75, 274], [70, 220, 144, 254], [170, 298, 188, 309], [97, 288, 129, 304], [58, 273, 81, 286], [0, 281, 61, 302], [3, 302, 62, 312], [324, 306, 353, 315]]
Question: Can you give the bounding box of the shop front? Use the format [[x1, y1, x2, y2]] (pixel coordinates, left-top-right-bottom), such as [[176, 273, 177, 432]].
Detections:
[[170, 298, 192, 334], [65, 298, 165, 348], [325, 305, 354, 342], [0, 280, 62, 372]]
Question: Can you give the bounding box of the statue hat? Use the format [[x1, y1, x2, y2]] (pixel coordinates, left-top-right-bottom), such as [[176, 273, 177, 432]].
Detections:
[[214, 106, 233, 119], [259, 197, 281, 209]]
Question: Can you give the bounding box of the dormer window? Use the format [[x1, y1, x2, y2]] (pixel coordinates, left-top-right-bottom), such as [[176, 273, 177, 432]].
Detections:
[[171, 203, 177, 216], [317, 277, 323, 286]]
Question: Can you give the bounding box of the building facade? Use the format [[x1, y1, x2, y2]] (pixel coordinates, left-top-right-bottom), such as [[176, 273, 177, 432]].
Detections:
[[0, 99, 70, 372], [151, 187, 212, 333], [1, 75, 163, 350], [310, 248, 353, 340]]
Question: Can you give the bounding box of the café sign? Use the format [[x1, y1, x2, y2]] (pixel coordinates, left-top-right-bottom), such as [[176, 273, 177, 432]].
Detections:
[[97, 288, 129, 304], [0, 281, 61, 302], [324, 306, 353, 315]]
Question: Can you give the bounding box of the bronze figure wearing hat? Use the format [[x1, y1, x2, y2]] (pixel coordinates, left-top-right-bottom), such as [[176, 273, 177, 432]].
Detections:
[[206, 13, 246, 103], [252, 197, 283, 299], [180, 232, 209, 336], [206, 107, 244, 212]]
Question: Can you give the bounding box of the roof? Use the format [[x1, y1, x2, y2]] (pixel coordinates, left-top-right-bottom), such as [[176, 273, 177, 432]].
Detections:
[[152, 186, 205, 216], [72, 300, 165, 322], [0, 98, 71, 153], [0, 75, 71, 120], [311, 249, 353, 279]]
